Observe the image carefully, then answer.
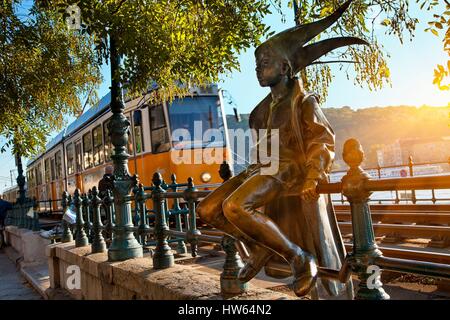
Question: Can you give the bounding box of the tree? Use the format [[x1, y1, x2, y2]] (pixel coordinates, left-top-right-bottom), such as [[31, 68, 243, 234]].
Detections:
[[270, 0, 449, 99], [421, 0, 450, 91], [0, 0, 101, 157], [40, 0, 275, 100]]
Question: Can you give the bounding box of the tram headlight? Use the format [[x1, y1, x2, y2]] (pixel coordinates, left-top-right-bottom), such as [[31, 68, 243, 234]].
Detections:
[[200, 172, 212, 183]]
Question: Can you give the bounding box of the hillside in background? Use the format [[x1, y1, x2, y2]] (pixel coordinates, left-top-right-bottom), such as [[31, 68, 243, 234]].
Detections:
[[227, 105, 450, 169]]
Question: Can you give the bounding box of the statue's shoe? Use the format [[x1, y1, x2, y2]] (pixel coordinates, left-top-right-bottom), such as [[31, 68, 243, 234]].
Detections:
[[290, 252, 318, 297], [238, 251, 272, 283]]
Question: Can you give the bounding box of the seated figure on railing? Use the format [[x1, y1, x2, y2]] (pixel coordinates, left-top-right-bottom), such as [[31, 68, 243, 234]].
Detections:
[[197, 0, 367, 298]]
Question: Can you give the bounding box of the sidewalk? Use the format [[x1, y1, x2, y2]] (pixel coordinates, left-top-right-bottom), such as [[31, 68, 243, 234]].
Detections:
[[0, 249, 42, 300]]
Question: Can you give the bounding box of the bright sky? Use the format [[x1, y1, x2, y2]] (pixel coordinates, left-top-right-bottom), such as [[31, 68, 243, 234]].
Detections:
[[0, 1, 449, 193]]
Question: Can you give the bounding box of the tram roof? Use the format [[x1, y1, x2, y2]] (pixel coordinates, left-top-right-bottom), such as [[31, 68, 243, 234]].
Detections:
[[26, 92, 112, 167], [66, 92, 112, 137]]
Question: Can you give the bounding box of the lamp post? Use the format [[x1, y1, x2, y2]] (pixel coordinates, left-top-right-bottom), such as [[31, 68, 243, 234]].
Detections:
[[107, 35, 143, 261], [15, 153, 26, 204]]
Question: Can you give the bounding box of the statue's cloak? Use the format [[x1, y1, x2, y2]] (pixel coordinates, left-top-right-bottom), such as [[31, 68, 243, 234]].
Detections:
[[249, 81, 352, 298]]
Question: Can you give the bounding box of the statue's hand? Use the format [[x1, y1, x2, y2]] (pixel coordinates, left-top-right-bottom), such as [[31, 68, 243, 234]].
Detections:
[[300, 179, 319, 202]]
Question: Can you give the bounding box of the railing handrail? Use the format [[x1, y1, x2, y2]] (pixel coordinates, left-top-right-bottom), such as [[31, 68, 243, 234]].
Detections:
[[314, 174, 450, 195], [331, 159, 450, 175]]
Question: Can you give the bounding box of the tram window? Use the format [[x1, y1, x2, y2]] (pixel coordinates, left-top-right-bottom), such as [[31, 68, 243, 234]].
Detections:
[[83, 132, 93, 169], [36, 164, 42, 185], [133, 110, 144, 153], [30, 169, 35, 187], [75, 142, 82, 173], [27, 171, 32, 188], [168, 96, 225, 149], [50, 158, 56, 181], [66, 143, 75, 175], [93, 125, 104, 166], [149, 104, 170, 153], [103, 119, 113, 162], [55, 151, 62, 179], [44, 159, 50, 183]]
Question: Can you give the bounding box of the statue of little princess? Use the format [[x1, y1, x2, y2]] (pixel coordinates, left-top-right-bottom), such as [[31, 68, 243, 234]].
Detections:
[[198, 0, 368, 298]]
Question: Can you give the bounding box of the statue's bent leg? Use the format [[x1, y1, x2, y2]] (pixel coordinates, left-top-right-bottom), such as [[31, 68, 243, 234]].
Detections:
[[197, 173, 260, 249], [222, 174, 318, 297]]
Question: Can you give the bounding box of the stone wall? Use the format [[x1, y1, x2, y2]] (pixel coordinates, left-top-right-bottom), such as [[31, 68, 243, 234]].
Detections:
[[47, 242, 295, 300], [5, 226, 51, 265]]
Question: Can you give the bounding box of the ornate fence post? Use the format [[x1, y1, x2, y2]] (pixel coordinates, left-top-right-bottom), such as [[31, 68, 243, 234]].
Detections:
[[132, 186, 141, 241], [170, 174, 187, 254], [103, 190, 115, 242], [32, 198, 40, 232], [18, 203, 26, 229], [184, 177, 201, 257], [26, 206, 32, 230], [152, 172, 174, 269], [82, 192, 92, 243], [106, 35, 143, 261], [408, 156, 417, 204], [91, 187, 107, 253], [341, 139, 389, 300], [136, 183, 151, 246], [218, 161, 248, 295], [61, 191, 73, 242], [74, 189, 89, 247]]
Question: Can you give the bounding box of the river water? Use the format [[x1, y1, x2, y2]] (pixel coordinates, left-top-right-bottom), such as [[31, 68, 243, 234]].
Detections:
[[329, 164, 450, 204]]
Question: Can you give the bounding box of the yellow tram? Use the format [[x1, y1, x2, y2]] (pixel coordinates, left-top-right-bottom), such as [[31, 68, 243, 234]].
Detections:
[[25, 85, 232, 210]]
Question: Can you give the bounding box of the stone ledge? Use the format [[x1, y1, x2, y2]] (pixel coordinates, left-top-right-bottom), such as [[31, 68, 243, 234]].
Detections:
[[52, 242, 297, 300], [20, 264, 50, 300]]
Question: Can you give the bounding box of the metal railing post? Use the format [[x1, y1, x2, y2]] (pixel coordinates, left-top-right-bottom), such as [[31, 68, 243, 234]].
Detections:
[[408, 156, 417, 204], [61, 191, 73, 242], [74, 189, 89, 247], [82, 191, 93, 243], [102, 190, 114, 242], [218, 161, 247, 295], [152, 172, 174, 269], [136, 183, 151, 246], [184, 177, 201, 257], [18, 203, 25, 229], [170, 174, 187, 254], [342, 139, 390, 300], [91, 187, 107, 253], [32, 198, 40, 232]]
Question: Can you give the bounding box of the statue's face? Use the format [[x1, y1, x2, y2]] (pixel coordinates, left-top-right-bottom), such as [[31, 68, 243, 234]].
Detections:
[[255, 46, 288, 87]]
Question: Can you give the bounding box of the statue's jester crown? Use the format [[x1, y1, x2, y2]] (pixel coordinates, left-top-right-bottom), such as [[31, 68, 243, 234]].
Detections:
[[256, 0, 369, 77]]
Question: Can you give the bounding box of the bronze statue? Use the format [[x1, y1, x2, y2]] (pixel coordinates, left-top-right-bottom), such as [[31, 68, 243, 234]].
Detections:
[[197, 0, 368, 297]]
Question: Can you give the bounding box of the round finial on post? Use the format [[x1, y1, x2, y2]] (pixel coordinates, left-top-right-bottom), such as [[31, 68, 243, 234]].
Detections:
[[219, 161, 232, 182], [408, 155, 414, 177], [104, 189, 113, 204], [32, 197, 38, 210], [81, 193, 88, 206], [343, 138, 364, 170], [187, 177, 194, 189], [137, 183, 145, 201], [62, 191, 68, 207], [91, 186, 98, 198], [73, 189, 81, 204], [152, 172, 162, 188]]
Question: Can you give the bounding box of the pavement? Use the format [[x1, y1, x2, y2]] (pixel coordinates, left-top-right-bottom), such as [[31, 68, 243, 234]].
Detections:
[[0, 249, 42, 300], [1, 243, 449, 300]]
